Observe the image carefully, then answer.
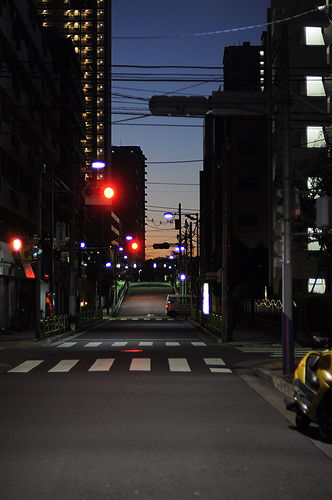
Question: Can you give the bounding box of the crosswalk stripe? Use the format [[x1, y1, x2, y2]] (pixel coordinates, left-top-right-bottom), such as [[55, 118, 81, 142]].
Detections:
[[57, 342, 77, 348], [111, 341, 128, 347], [166, 342, 180, 346], [191, 342, 207, 346], [204, 358, 226, 366], [130, 358, 151, 371], [209, 368, 232, 373], [139, 341, 153, 346], [84, 342, 102, 347], [88, 359, 115, 372], [8, 360, 44, 373], [48, 360, 79, 372], [168, 358, 191, 372]]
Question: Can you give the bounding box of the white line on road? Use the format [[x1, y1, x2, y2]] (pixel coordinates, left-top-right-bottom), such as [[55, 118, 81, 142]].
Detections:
[[88, 359, 115, 372], [191, 342, 207, 346], [111, 342, 128, 347], [166, 342, 180, 346], [57, 342, 77, 348], [8, 360, 44, 373], [168, 358, 191, 372], [48, 360, 79, 372], [130, 358, 151, 371], [139, 342, 153, 346], [204, 358, 226, 366], [209, 368, 232, 373], [84, 342, 102, 347]]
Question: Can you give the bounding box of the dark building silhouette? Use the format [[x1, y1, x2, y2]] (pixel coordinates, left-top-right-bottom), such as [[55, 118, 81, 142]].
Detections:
[[111, 146, 146, 263]]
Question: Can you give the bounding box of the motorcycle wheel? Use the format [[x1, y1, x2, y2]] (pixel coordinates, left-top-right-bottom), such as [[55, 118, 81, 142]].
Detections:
[[295, 412, 310, 433], [318, 404, 332, 441]]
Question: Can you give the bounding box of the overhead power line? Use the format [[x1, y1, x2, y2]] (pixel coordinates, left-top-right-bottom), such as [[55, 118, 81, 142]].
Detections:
[[112, 5, 330, 39]]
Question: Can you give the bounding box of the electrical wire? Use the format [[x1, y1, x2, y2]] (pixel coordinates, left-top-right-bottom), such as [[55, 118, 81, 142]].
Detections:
[[112, 6, 330, 39]]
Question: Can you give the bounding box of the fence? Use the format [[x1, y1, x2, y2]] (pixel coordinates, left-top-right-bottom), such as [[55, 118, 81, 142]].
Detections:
[[192, 309, 223, 337], [40, 314, 69, 336], [40, 308, 103, 336]]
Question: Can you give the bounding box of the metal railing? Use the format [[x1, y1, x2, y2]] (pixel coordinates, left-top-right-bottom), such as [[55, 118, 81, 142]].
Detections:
[[40, 314, 69, 336], [78, 307, 103, 326], [192, 309, 223, 337]]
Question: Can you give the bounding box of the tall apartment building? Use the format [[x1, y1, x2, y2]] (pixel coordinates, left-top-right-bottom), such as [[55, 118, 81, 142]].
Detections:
[[35, 0, 112, 181], [267, 0, 332, 295]]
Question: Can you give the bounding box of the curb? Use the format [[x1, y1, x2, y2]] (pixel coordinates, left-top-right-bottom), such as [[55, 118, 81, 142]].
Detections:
[[253, 366, 293, 396]]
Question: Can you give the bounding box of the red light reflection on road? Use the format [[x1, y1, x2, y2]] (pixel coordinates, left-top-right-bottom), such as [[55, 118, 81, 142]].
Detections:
[[121, 349, 143, 352]]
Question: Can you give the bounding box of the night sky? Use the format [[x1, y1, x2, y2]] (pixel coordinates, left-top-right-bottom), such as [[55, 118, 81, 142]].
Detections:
[[112, 0, 270, 258]]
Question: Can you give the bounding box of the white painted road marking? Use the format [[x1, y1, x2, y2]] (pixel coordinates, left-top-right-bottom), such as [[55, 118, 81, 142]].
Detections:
[[191, 342, 207, 346], [130, 358, 151, 371], [166, 342, 180, 346], [204, 358, 226, 366], [48, 360, 79, 372], [57, 342, 77, 348], [8, 360, 44, 373], [111, 342, 128, 347], [84, 342, 102, 348], [139, 341, 153, 346], [88, 359, 115, 372], [168, 358, 191, 372]]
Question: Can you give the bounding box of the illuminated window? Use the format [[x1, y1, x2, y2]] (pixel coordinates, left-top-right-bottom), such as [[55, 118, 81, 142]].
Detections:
[[306, 76, 325, 96], [307, 227, 322, 251], [308, 278, 326, 293], [307, 177, 320, 198], [305, 27, 324, 45], [306, 126, 326, 148]]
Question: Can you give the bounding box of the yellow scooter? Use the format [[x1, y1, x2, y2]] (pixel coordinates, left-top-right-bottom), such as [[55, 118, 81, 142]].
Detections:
[[285, 336, 332, 440]]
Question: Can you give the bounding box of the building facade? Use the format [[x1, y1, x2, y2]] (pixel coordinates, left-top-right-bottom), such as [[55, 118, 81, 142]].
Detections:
[[0, 0, 85, 328], [267, 0, 332, 295], [36, 0, 112, 180], [111, 146, 146, 264]]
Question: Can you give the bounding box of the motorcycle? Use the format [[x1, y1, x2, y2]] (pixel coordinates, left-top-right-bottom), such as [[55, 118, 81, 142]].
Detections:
[[285, 336, 332, 440]]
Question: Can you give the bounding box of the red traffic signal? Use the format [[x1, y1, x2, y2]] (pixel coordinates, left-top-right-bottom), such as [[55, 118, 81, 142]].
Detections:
[[83, 183, 115, 205], [130, 240, 139, 251], [10, 238, 22, 252], [103, 186, 115, 199]]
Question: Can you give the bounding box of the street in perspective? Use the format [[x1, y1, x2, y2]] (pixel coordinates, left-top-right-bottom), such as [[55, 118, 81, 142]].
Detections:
[[0, 283, 331, 499], [1, 1, 332, 499]]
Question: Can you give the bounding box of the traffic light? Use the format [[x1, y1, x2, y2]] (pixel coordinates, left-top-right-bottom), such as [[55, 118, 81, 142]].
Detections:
[[29, 235, 42, 260], [153, 242, 170, 249], [10, 238, 22, 252], [83, 183, 115, 205], [129, 240, 140, 251]]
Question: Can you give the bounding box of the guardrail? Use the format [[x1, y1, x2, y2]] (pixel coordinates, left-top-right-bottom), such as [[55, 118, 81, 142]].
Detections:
[[40, 308, 103, 337], [78, 307, 103, 326], [192, 309, 223, 336], [40, 314, 69, 336]]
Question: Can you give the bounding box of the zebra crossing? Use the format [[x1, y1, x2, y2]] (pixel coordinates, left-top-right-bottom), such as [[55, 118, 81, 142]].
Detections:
[[55, 340, 209, 349], [234, 344, 311, 358], [5, 357, 232, 375]]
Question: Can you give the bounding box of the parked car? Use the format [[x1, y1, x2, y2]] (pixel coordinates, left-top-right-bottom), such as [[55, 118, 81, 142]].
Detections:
[[165, 294, 191, 317]]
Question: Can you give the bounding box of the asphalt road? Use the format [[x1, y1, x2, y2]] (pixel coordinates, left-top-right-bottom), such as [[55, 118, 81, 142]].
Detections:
[[0, 288, 331, 499]]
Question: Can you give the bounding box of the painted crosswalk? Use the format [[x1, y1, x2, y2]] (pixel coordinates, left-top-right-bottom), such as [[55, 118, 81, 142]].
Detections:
[[55, 340, 210, 349], [234, 345, 311, 358], [5, 357, 232, 375]]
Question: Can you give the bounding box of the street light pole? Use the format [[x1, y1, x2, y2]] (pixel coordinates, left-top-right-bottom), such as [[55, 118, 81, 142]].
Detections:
[[281, 24, 294, 375]]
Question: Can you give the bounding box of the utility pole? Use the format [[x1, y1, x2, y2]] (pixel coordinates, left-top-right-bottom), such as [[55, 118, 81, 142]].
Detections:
[[34, 165, 43, 339], [281, 24, 294, 375]]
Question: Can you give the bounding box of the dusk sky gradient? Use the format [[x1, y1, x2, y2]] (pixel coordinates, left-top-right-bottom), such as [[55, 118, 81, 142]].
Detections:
[[112, 0, 270, 258]]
